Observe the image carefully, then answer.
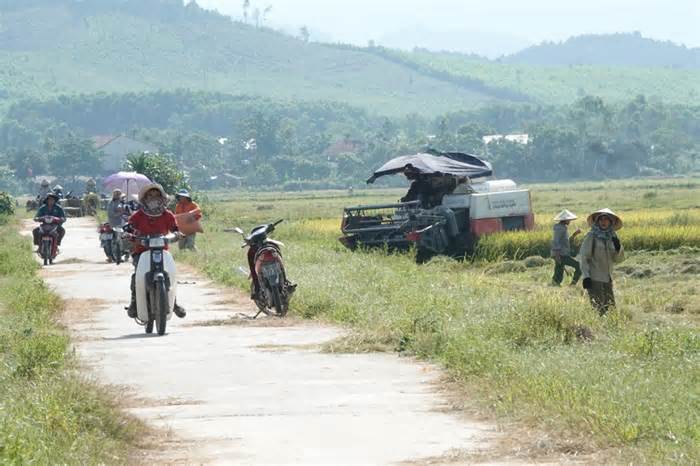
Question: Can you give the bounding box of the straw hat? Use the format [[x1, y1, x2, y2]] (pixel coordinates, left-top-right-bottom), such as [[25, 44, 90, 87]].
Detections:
[[138, 183, 168, 203], [587, 208, 623, 230], [553, 209, 577, 222]]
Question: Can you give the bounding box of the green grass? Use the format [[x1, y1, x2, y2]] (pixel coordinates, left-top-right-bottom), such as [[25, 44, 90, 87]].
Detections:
[[0, 214, 143, 464], [176, 179, 700, 463]]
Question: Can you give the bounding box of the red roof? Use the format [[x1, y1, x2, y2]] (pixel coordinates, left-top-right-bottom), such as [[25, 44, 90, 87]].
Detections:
[[324, 139, 362, 157]]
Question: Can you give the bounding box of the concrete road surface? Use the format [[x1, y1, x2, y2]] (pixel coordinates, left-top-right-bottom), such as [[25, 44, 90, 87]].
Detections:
[[31, 218, 521, 465]]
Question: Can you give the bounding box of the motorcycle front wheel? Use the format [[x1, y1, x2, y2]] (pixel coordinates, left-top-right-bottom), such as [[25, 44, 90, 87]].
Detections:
[[145, 289, 154, 334], [155, 281, 168, 336]]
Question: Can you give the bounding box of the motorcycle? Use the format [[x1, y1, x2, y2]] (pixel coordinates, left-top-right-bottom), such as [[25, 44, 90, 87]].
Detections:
[[99, 223, 126, 264], [126, 232, 178, 335], [35, 216, 62, 265], [229, 219, 295, 318]]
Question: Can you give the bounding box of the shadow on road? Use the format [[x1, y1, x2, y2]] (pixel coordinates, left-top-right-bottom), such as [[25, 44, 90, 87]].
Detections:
[[103, 333, 165, 341]]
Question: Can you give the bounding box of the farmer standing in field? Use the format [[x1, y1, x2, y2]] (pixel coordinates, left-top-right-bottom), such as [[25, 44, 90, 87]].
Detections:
[[551, 209, 582, 286], [175, 189, 200, 251], [580, 208, 625, 315]]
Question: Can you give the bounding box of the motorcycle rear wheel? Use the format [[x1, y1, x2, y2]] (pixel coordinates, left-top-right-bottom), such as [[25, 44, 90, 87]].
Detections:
[[42, 242, 51, 266], [113, 241, 122, 265], [103, 243, 112, 261], [155, 281, 168, 336]]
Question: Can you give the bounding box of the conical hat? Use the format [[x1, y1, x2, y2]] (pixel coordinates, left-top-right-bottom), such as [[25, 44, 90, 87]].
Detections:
[[138, 183, 168, 203], [587, 208, 623, 230], [553, 209, 577, 222]]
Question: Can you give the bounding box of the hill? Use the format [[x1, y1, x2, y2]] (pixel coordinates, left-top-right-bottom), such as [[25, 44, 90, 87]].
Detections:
[[0, 0, 516, 116], [504, 32, 700, 68], [388, 48, 700, 106], [1, 1, 699, 116]]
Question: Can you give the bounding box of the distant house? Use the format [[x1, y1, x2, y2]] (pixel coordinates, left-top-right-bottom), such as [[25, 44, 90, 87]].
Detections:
[[323, 138, 363, 159], [482, 133, 530, 146], [93, 135, 158, 173]]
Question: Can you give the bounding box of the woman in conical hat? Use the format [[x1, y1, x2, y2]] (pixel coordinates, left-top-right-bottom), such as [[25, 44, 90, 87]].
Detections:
[[579, 208, 625, 315], [550, 209, 582, 286]]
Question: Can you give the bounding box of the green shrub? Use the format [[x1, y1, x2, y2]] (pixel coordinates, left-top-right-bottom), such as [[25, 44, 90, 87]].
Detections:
[[0, 191, 14, 215]]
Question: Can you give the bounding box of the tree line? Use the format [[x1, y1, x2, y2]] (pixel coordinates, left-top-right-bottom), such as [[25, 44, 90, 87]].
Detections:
[[0, 90, 698, 193]]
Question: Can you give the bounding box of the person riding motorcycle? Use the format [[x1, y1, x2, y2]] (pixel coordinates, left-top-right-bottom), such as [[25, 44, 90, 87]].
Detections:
[[128, 194, 141, 213], [124, 183, 186, 319], [32, 193, 66, 248], [107, 189, 125, 228]]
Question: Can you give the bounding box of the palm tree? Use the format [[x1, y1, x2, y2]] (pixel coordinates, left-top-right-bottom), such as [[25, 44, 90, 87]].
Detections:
[[125, 152, 149, 174]]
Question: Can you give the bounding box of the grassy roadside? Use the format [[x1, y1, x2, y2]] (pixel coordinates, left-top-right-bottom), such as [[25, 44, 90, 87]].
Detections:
[[178, 180, 699, 464], [0, 214, 143, 464]]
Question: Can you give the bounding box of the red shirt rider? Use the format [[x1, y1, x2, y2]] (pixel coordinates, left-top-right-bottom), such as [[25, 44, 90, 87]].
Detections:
[[128, 209, 178, 255]]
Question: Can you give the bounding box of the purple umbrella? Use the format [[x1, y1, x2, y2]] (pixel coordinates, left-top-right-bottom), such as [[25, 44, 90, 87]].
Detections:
[[103, 172, 151, 198]]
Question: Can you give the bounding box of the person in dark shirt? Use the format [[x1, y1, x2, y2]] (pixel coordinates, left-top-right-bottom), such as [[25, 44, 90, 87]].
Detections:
[[401, 167, 432, 207], [33, 193, 66, 247]]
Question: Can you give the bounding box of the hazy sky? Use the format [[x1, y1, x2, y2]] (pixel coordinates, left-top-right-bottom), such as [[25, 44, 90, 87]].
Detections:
[[195, 0, 699, 56]]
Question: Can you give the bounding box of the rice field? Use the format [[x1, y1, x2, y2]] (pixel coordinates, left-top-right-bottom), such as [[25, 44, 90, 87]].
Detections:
[[178, 178, 700, 464]]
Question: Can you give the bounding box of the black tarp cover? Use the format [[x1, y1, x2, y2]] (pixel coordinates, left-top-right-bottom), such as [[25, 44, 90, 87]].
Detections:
[[366, 151, 493, 184]]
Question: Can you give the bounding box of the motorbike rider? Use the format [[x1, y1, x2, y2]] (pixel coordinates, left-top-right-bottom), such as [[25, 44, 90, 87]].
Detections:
[[107, 189, 125, 227], [103, 189, 126, 263], [124, 183, 186, 319], [32, 193, 66, 248], [128, 194, 141, 213]]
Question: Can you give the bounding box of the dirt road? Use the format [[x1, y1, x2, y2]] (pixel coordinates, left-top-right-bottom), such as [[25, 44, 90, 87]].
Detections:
[[34, 218, 516, 465]]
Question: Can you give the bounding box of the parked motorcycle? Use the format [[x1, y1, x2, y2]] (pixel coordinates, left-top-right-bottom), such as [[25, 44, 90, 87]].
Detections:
[[35, 216, 62, 265], [229, 219, 295, 318], [99, 223, 126, 264], [126, 232, 178, 335]]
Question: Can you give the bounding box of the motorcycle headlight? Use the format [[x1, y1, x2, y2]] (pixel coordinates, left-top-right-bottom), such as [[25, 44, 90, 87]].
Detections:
[[148, 237, 166, 248]]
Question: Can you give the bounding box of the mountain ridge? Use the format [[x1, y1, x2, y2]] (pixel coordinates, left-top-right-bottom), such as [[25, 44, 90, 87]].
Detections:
[[502, 32, 700, 68]]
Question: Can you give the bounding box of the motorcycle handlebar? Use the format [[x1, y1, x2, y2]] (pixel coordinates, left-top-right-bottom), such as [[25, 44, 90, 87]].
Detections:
[[124, 233, 180, 242], [34, 216, 63, 224]]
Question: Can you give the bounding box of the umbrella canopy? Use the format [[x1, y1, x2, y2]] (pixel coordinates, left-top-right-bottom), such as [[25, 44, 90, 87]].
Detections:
[[103, 172, 151, 198], [366, 151, 492, 184]]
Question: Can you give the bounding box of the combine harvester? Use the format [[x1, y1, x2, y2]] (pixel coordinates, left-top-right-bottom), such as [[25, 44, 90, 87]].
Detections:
[[339, 150, 534, 262]]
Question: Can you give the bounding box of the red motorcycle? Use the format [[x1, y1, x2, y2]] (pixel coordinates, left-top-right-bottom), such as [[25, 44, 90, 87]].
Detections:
[[99, 223, 125, 264], [35, 216, 63, 265], [229, 219, 295, 318]]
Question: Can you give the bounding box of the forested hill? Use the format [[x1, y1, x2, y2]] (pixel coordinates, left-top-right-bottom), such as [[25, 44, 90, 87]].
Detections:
[[0, 0, 517, 116], [504, 33, 700, 68]]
